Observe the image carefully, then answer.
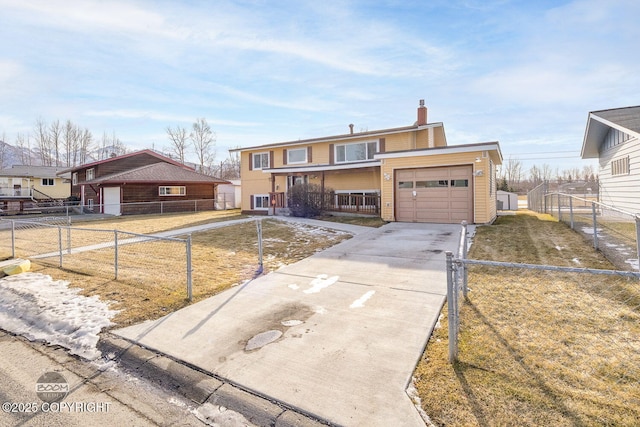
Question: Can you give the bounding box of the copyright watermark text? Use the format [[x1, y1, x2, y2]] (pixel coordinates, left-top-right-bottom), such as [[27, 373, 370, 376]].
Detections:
[[2, 401, 111, 413]]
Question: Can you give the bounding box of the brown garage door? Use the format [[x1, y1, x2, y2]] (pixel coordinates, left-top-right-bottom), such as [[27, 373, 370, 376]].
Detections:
[[395, 166, 473, 223]]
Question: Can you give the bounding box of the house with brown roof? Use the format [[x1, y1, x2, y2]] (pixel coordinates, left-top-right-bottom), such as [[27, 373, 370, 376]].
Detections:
[[232, 101, 503, 224], [62, 150, 228, 215], [581, 106, 640, 213]]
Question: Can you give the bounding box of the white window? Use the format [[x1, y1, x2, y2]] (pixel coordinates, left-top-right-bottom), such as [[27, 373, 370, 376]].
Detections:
[[41, 178, 54, 186], [335, 141, 377, 163], [86, 168, 95, 181], [287, 148, 307, 164], [72, 173, 78, 185], [254, 194, 270, 210], [252, 152, 270, 170], [159, 186, 186, 196]]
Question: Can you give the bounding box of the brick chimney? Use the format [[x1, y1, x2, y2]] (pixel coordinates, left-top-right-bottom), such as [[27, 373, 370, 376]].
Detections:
[[417, 99, 427, 126]]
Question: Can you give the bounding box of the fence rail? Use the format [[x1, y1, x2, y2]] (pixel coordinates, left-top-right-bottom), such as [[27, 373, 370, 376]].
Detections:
[[0, 217, 193, 300], [0, 195, 235, 217], [445, 221, 640, 414], [528, 189, 640, 271]]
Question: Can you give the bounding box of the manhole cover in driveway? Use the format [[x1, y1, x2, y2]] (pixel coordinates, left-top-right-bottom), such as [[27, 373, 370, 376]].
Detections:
[[245, 330, 283, 351]]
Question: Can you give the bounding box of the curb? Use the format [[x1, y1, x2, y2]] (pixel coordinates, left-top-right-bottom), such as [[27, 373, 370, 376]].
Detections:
[[98, 334, 334, 427]]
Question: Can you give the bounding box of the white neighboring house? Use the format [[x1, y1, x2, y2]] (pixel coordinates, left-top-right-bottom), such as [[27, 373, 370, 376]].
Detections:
[[581, 106, 640, 213]]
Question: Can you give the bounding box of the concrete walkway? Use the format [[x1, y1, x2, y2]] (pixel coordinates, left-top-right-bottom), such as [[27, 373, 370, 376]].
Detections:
[[113, 220, 463, 426]]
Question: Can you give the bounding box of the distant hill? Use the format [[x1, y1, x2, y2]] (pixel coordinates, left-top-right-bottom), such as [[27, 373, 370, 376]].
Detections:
[[0, 140, 40, 168]]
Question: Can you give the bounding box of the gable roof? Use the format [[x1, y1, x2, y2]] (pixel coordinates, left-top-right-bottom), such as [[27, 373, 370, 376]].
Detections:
[[0, 165, 68, 178], [581, 106, 640, 158], [86, 162, 228, 185], [59, 149, 191, 173]]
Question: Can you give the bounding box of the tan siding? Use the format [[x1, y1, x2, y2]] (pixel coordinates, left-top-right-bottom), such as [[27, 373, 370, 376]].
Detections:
[[380, 151, 495, 223]]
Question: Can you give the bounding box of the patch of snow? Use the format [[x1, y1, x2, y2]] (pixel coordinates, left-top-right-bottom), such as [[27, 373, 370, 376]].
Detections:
[[555, 245, 563, 251], [625, 259, 639, 270], [605, 243, 618, 248], [287, 284, 299, 290], [281, 319, 303, 327], [581, 227, 602, 235], [0, 272, 117, 360], [407, 378, 436, 427], [303, 274, 339, 294], [572, 258, 581, 265], [349, 290, 375, 308], [314, 305, 327, 314]]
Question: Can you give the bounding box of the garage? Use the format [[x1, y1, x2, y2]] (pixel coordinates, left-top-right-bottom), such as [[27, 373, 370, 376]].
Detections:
[[395, 166, 473, 223]]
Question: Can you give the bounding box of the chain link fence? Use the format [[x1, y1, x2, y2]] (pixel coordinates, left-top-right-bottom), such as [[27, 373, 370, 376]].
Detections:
[[445, 223, 640, 423], [0, 217, 193, 300], [528, 186, 640, 271]]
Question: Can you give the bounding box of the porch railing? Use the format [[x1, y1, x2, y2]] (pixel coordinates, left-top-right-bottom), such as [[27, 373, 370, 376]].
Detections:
[[286, 192, 380, 215]]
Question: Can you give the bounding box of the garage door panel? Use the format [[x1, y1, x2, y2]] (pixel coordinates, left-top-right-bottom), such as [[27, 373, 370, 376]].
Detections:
[[395, 166, 473, 223]]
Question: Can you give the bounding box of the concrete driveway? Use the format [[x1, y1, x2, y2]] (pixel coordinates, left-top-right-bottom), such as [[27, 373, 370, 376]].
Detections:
[[113, 221, 463, 426]]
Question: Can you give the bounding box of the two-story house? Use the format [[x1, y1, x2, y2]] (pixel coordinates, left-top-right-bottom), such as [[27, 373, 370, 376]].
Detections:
[[232, 101, 503, 224], [61, 149, 229, 215], [0, 165, 71, 213]]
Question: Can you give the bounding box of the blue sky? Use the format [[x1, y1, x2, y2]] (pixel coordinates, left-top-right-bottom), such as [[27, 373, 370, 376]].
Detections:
[[1, 0, 638, 175]]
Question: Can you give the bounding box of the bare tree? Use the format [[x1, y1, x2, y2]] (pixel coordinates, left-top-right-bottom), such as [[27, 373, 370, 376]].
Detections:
[[190, 118, 216, 174], [63, 120, 80, 167], [79, 128, 93, 165], [49, 120, 62, 166], [502, 157, 523, 190], [166, 125, 190, 164], [15, 133, 32, 165], [34, 118, 52, 166]]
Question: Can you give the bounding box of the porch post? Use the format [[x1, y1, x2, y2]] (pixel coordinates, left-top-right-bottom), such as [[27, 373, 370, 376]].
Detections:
[[271, 173, 276, 216]]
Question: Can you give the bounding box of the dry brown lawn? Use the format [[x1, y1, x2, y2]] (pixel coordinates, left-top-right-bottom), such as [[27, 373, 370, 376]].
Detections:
[[415, 211, 640, 426], [6, 210, 353, 328]]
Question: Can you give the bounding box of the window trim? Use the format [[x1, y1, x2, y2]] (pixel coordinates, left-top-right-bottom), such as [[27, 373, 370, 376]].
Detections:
[[334, 141, 378, 164], [86, 168, 95, 181], [72, 172, 78, 185], [41, 178, 54, 186], [287, 147, 308, 164], [252, 152, 270, 170], [253, 194, 270, 210], [159, 186, 187, 196]]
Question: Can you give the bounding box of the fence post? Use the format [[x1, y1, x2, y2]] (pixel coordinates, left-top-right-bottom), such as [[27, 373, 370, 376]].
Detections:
[[592, 202, 598, 250], [11, 220, 15, 259], [462, 223, 468, 297], [67, 217, 72, 254], [114, 230, 119, 279], [569, 196, 574, 230], [446, 251, 458, 362], [186, 234, 193, 301], [58, 226, 63, 268], [557, 193, 561, 221], [161, 202, 164, 215]]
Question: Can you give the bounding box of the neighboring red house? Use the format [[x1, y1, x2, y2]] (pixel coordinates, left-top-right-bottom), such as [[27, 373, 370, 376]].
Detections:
[[60, 150, 228, 215]]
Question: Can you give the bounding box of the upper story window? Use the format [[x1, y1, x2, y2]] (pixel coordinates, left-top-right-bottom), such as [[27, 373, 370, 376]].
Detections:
[[42, 178, 54, 186], [252, 152, 270, 170], [603, 128, 631, 151], [72, 172, 78, 185], [287, 148, 307, 164], [335, 141, 377, 163], [86, 168, 95, 181], [159, 186, 186, 196]]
